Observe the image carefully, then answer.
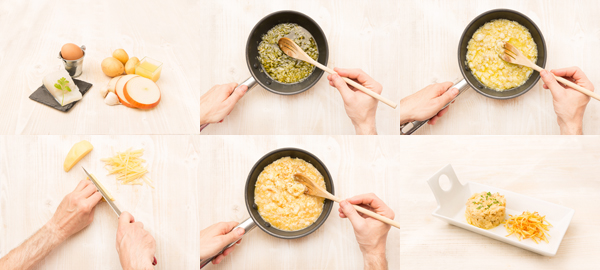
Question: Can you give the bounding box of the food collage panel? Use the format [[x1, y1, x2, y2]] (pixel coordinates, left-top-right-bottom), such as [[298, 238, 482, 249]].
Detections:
[[0, 0, 599, 270]]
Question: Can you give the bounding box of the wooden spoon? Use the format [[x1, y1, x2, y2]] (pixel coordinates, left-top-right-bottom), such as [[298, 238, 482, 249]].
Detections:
[[278, 37, 397, 109], [501, 42, 600, 101], [293, 173, 400, 229]]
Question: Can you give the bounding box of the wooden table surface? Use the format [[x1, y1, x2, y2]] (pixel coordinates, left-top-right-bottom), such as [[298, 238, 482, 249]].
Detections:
[[399, 0, 600, 135], [198, 136, 400, 269], [0, 136, 201, 269], [399, 136, 600, 269], [0, 0, 200, 135], [200, 0, 401, 135]]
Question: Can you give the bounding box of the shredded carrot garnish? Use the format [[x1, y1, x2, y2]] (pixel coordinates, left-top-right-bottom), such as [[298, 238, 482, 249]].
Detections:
[[504, 211, 552, 244]]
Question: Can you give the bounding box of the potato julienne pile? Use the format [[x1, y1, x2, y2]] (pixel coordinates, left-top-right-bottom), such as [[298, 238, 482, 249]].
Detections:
[[254, 157, 325, 231], [101, 148, 154, 188], [466, 19, 538, 91], [504, 211, 552, 243]]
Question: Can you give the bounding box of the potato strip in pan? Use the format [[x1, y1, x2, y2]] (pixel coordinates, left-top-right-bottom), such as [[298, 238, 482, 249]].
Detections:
[[504, 211, 552, 243]]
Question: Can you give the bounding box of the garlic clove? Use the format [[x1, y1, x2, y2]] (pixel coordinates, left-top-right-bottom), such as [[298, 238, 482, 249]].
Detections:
[[104, 91, 121, 106]]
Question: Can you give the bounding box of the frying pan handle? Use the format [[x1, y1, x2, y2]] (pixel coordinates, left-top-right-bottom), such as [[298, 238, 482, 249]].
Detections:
[[200, 77, 258, 132], [200, 217, 257, 269], [400, 79, 470, 135]]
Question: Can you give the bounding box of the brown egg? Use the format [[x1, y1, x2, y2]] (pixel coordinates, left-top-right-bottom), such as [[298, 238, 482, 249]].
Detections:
[[61, 43, 83, 60]]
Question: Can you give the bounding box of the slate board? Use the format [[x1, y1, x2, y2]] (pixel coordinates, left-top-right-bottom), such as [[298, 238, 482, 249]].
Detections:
[[29, 79, 93, 112]]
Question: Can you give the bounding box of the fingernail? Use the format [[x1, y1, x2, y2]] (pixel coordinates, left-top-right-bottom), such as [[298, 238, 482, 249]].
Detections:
[[340, 200, 347, 207], [541, 70, 547, 76], [451, 88, 459, 95], [236, 228, 244, 236]]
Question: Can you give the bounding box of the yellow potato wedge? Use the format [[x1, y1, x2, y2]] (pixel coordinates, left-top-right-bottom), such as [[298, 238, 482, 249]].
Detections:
[[64, 140, 93, 172]]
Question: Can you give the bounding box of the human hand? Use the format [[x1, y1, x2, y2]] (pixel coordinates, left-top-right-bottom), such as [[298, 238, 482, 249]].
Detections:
[[400, 82, 459, 125], [339, 193, 394, 270], [200, 222, 244, 264], [116, 212, 157, 270], [46, 179, 103, 242], [327, 68, 382, 135], [200, 83, 248, 125], [540, 67, 594, 135]]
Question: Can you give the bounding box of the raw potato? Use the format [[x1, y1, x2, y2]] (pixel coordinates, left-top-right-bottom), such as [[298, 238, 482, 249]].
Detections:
[[125, 57, 139, 75], [112, 49, 129, 65], [101, 57, 125, 77], [64, 140, 94, 172]]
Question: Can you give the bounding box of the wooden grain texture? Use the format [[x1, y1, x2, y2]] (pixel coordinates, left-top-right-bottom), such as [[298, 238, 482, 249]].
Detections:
[[196, 136, 400, 269], [401, 0, 600, 135], [399, 136, 600, 269], [200, 0, 401, 135], [0, 0, 200, 135], [0, 136, 200, 269]]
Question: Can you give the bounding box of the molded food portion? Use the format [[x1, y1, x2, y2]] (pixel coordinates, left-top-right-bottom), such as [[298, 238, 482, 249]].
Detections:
[[124, 77, 161, 109], [465, 191, 506, 229], [64, 140, 93, 172]]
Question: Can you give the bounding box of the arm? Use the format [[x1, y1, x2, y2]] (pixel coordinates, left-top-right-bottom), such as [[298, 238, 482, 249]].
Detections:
[[200, 83, 248, 126], [200, 222, 244, 265], [327, 68, 382, 135], [338, 193, 395, 270], [539, 67, 594, 135], [0, 179, 102, 270], [400, 82, 459, 126], [116, 212, 157, 270]]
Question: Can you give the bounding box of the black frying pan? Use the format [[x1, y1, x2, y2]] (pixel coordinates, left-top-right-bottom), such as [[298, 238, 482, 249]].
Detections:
[[201, 148, 334, 268], [200, 11, 329, 132], [401, 9, 547, 135]]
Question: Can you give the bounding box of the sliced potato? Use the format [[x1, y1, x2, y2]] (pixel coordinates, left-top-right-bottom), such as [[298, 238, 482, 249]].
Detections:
[[64, 140, 94, 172]]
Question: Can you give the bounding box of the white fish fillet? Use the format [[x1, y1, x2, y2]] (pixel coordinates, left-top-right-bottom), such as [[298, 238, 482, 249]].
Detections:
[[42, 69, 82, 106]]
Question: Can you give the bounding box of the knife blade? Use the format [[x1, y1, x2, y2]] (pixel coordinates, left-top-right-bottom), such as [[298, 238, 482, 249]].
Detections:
[[82, 167, 121, 216]]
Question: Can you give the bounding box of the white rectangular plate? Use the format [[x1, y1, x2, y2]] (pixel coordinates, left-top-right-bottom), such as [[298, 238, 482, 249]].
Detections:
[[427, 164, 575, 256]]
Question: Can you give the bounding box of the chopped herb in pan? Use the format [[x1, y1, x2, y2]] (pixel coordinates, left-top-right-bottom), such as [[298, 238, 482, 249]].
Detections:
[[258, 23, 319, 84]]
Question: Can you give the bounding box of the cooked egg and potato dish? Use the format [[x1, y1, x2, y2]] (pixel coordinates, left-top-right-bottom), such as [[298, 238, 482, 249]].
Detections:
[[466, 19, 538, 91], [254, 157, 325, 231]]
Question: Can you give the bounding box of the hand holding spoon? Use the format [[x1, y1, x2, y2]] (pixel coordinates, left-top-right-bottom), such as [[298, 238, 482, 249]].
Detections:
[[501, 42, 600, 101], [278, 37, 397, 109], [293, 173, 400, 229]]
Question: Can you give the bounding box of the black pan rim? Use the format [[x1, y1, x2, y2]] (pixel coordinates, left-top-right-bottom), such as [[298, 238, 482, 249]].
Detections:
[[457, 8, 547, 100], [245, 10, 329, 95], [244, 147, 334, 239]]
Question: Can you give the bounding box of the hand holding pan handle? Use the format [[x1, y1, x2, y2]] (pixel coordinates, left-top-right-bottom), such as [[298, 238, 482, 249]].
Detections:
[[200, 217, 257, 269], [200, 77, 258, 132], [400, 79, 470, 135]]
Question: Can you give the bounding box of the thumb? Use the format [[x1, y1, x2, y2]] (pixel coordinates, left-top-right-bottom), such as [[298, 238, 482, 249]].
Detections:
[[226, 85, 248, 106], [331, 74, 354, 99], [433, 87, 458, 109], [218, 227, 245, 248], [540, 70, 563, 96], [340, 200, 363, 226]]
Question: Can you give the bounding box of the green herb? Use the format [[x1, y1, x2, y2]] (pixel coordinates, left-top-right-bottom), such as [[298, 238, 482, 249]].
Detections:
[[487, 192, 492, 196], [54, 77, 72, 106], [477, 206, 483, 209]]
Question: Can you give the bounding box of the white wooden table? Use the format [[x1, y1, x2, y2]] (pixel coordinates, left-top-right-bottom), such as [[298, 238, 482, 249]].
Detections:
[[400, 0, 600, 135], [0, 136, 200, 269], [198, 136, 400, 269], [200, 0, 402, 135], [399, 136, 600, 269], [0, 0, 200, 135]]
